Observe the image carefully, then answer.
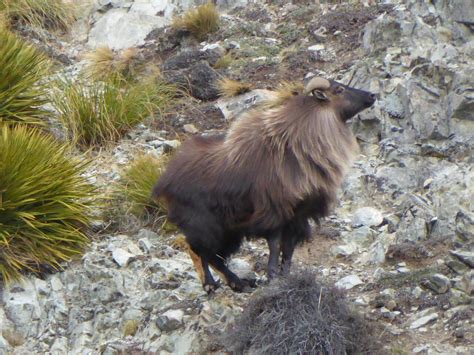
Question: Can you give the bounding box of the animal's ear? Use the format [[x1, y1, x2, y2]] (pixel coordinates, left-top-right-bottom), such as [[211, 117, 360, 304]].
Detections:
[[312, 89, 329, 101]]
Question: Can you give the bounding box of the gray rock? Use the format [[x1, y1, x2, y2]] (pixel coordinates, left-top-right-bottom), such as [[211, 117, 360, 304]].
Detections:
[[335, 275, 364, 290], [331, 244, 357, 257], [228, 258, 255, 281], [450, 250, 474, 268], [156, 309, 184, 332], [216, 89, 276, 121], [112, 248, 136, 267], [422, 273, 451, 294], [352, 207, 384, 227], [88, 9, 169, 50], [409, 312, 438, 329], [454, 271, 473, 296], [162, 140, 181, 153], [138, 237, 153, 254]]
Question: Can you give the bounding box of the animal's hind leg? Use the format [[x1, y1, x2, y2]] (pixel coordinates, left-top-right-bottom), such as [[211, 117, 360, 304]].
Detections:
[[281, 219, 311, 275], [266, 233, 281, 280], [281, 237, 297, 275]]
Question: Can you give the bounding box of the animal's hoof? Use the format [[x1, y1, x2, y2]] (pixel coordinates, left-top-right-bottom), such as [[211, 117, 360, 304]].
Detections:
[[203, 281, 220, 294], [229, 278, 256, 293]]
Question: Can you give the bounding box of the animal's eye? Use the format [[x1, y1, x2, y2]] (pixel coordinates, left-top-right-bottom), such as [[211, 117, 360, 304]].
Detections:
[[335, 86, 345, 94]]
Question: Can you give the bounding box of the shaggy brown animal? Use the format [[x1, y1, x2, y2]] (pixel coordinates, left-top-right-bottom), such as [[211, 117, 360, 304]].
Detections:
[[153, 77, 376, 292]]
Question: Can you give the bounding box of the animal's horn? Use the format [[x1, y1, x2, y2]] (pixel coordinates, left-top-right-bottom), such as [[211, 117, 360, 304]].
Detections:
[[303, 77, 330, 95]]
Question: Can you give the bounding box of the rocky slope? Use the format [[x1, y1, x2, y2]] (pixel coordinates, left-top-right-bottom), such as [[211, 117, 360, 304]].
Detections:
[[1, 0, 473, 354]]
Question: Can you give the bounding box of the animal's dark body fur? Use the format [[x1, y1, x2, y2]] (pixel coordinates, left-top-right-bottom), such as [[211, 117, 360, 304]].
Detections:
[[153, 78, 376, 292]]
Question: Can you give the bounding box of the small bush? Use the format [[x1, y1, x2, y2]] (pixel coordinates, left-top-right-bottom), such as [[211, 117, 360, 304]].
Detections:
[[84, 46, 142, 82], [0, 27, 49, 126], [52, 77, 175, 147], [221, 270, 381, 354], [217, 78, 253, 98], [1, 0, 75, 31], [172, 2, 220, 40], [0, 125, 95, 282]]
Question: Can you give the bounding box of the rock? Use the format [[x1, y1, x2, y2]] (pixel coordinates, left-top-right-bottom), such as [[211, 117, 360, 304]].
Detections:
[[228, 258, 255, 281], [88, 9, 168, 50], [216, 89, 276, 120], [183, 124, 199, 134], [112, 248, 135, 267], [156, 310, 184, 332], [454, 271, 473, 296], [163, 48, 224, 71], [138, 238, 153, 254], [331, 244, 357, 257], [162, 140, 181, 153], [352, 207, 384, 227], [409, 312, 438, 329], [164, 62, 220, 101], [335, 275, 364, 290], [422, 273, 451, 294], [450, 250, 474, 268], [345, 226, 375, 247]]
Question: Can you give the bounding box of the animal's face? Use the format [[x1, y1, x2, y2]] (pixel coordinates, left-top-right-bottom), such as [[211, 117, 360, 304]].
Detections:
[[304, 77, 376, 121]]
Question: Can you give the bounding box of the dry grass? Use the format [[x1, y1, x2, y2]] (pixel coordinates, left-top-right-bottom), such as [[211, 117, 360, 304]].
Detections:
[[1, 0, 75, 31], [217, 78, 253, 98], [262, 80, 304, 108], [172, 2, 220, 40], [84, 46, 142, 81], [221, 270, 381, 354]]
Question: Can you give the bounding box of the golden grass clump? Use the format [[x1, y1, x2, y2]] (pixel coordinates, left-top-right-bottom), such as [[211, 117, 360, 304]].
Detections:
[[172, 2, 220, 40], [84, 46, 142, 81], [217, 78, 254, 98], [116, 153, 169, 218], [1, 0, 75, 31], [0, 27, 49, 126], [52, 77, 176, 147], [264, 81, 304, 107], [0, 125, 95, 283]]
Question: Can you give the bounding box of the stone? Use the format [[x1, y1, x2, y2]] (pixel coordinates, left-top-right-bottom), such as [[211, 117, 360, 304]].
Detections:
[[163, 48, 223, 71], [409, 312, 438, 329], [450, 250, 474, 268], [138, 238, 153, 254], [112, 248, 135, 267], [335, 275, 364, 290], [162, 140, 181, 153], [228, 258, 255, 281], [164, 62, 220, 101], [216, 89, 276, 121], [454, 271, 473, 296], [183, 124, 199, 134], [88, 9, 169, 50], [422, 273, 451, 294], [331, 244, 357, 257], [156, 310, 184, 332], [352, 207, 384, 227]]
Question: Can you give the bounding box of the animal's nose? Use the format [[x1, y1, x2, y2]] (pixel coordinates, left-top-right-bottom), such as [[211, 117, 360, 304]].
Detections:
[[369, 93, 377, 101]]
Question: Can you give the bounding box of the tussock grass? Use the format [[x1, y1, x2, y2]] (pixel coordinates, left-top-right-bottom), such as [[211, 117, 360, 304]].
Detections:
[[172, 2, 220, 40], [217, 78, 253, 98], [221, 270, 381, 354], [113, 153, 176, 232], [264, 80, 304, 107], [1, 0, 75, 31], [52, 77, 175, 147], [0, 27, 49, 126], [116, 153, 168, 217], [0, 125, 95, 283], [84, 46, 142, 81], [213, 52, 233, 69]]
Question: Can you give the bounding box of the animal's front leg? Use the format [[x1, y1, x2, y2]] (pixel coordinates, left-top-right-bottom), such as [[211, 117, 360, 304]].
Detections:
[[208, 254, 253, 292], [266, 233, 281, 280], [281, 237, 297, 275], [187, 247, 220, 293]]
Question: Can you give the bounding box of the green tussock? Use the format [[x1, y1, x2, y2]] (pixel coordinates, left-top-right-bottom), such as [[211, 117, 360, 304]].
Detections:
[[172, 2, 220, 40], [0, 27, 49, 126], [52, 77, 176, 147], [0, 125, 95, 283], [123, 319, 139, 337], [213, 52, 233, 69], [1, 0, 75, 31], [116, 153, 168, 217]]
